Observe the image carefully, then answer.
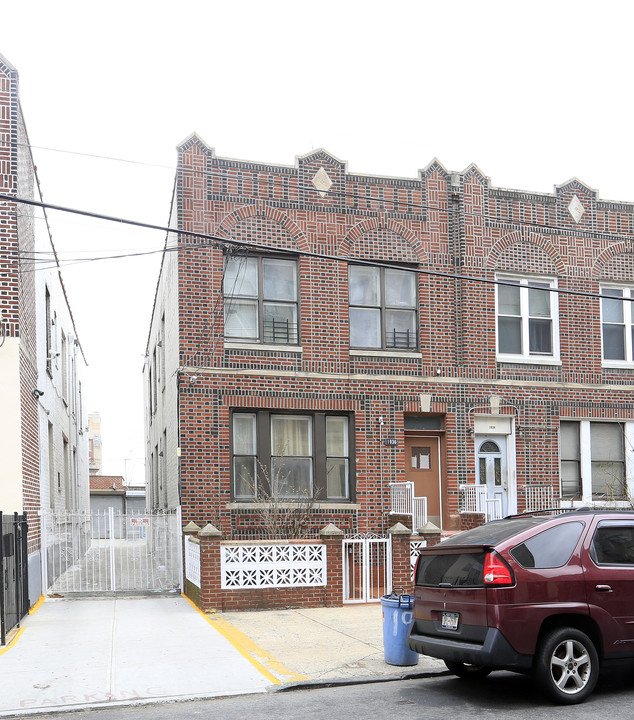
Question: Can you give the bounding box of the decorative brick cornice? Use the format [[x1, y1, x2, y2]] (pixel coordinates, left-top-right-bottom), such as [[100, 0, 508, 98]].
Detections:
[[486, 229, 566, 274], [216, 203, 308, 252], [177, 132, 214, 156], [592, 240, 634, 279], [340, 216, 426, 263]]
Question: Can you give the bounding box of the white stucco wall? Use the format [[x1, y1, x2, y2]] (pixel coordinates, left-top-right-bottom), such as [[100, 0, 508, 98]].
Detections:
[[0, 338, 23, 511], [34, 213, 89, 515], [144, 226, 180, 510]]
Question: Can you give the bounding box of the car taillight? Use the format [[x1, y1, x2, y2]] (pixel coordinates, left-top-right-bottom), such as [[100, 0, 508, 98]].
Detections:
[[483, 552, 514, 586]]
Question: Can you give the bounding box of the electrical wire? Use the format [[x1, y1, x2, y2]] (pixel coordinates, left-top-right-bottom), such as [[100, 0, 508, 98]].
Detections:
[[3, 137, 634, 238], [1, 192, 632, 305]]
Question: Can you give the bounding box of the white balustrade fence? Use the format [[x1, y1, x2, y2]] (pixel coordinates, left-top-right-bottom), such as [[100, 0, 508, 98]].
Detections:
[[221, 543, 326, 590], [410, 539, 427, 581]]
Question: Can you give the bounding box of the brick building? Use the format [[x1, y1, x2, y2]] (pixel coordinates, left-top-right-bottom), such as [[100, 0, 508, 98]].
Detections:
[[0, 53, 88, 611], [145, 134, 634, 549]]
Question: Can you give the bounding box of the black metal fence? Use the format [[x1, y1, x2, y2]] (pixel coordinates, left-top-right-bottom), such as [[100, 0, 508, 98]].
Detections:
[[0, 512, 29, 646]]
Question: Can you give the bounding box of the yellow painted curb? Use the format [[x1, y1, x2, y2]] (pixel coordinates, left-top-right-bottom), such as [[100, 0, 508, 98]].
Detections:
[[29, 595, 45, 614], [0, 627, 25, 656], [181, 594, 308, 685], [1, 596, 44, 655]]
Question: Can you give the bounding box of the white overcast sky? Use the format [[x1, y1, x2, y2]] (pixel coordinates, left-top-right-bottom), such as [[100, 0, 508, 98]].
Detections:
[[2, 0, 633, 485]]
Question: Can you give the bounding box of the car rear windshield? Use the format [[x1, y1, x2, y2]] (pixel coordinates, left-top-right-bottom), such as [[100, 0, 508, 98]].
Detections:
[[415, 551, 487, 587]]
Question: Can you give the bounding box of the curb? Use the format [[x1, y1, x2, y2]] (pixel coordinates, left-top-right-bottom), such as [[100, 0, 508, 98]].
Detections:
[[270, 668, 451, 693]]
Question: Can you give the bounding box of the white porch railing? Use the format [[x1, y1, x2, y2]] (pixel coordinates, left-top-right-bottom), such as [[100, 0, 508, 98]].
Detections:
[[389, 482, 428, 532], [525, 485, 555, 512], [459, 484, 502, 522]]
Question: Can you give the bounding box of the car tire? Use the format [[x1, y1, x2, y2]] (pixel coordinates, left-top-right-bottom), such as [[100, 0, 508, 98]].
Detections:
[[444, 660, 492, 680], [534, 627, 599, 704]]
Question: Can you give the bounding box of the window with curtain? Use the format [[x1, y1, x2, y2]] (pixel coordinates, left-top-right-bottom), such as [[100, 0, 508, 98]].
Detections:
[[559, 420, 628, 501], [591, 422, 625, 500], [560, 422, 581, 498], [231, 411, 353, 501]]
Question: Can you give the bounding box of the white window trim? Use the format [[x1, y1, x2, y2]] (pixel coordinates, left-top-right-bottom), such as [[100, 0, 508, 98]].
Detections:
[[601, 284, 634, 368], [225, 340, 303, 354], [561, 420, 634, 505], [349, 348, 423, 359], [495, 274, 561, 364]]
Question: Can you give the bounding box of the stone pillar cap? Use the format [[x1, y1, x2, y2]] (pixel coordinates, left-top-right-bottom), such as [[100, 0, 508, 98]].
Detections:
[[183, 521, 201, 534], [199, 523, 222, 538], [388, 522, 411, 536], [320, 523, 344, 537]]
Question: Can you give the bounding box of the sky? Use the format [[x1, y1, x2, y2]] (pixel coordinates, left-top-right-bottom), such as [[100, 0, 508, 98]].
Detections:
[[2, 0, 633, 486]]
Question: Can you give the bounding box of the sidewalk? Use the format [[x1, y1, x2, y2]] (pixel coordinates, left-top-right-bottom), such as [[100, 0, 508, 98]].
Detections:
[[222, 604, 445, 685], [0, 596, 445, 717]]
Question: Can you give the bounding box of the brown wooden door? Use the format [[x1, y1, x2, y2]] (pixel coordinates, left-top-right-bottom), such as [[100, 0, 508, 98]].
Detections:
[[404, 435, 441, 522]]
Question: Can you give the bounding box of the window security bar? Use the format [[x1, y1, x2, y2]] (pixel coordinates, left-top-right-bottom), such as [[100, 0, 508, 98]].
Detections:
[[263, 319, 298, 344], [386, 328, 417, 349]]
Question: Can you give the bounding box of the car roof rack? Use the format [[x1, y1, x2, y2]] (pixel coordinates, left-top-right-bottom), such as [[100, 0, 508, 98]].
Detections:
[[503, 506, 634, 520], [503, 507, 591, 519]]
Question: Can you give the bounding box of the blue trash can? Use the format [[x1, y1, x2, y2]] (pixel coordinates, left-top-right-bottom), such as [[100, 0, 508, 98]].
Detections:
[[381, 588, 419, 666]]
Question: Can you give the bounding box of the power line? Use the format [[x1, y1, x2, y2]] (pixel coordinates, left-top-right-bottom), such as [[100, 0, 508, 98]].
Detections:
[[5, 137, 634, 238], [2, 193, 630, 305], [10, 138, 174, 171]]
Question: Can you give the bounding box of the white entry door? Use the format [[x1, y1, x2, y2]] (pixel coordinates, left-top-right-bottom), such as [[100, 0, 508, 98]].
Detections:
[[476, 436, 508, 518]]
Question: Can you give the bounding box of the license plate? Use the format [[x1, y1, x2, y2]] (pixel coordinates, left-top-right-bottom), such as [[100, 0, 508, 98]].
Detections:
[[441, 611, 460, 630]]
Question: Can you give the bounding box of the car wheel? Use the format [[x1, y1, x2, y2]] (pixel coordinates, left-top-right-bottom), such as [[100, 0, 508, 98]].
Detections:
[[534, 628, 599, 704], [444, 660, 492, 679]]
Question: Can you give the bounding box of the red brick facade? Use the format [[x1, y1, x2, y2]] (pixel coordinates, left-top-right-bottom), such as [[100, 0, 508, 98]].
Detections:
[[149, 136, 634, 554], [0, 55, 40, 552]]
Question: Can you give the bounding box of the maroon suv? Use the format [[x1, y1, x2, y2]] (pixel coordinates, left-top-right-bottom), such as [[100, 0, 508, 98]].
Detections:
[[407, 510, 634, 704]]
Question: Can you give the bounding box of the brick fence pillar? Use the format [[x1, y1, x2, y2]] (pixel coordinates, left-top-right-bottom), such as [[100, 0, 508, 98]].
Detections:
[[320, 523, 344, 607], [389, 522, 413, 594], [198, 523, 222, 611]]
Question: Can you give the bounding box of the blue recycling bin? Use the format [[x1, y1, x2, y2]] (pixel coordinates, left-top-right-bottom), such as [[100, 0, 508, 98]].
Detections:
[[381, 589, 419, 666]]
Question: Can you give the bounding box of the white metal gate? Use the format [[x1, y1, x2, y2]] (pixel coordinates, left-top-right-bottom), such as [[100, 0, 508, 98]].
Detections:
[[343, 533, 391, 604], [41, 508, 182, 595]]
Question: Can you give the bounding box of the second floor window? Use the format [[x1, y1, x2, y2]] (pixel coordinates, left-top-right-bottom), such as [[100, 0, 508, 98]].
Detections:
[[602, 286, 634, 364], [349, 265, 417, 350], [224, 255, 298, 344], [496, 275, 559, 361]]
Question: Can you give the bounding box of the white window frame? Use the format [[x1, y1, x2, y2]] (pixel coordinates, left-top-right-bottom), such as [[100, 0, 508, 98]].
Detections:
[[495, 274, 560, 364], [559, 420, 634, 505], [601, 284, 634, 368]]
